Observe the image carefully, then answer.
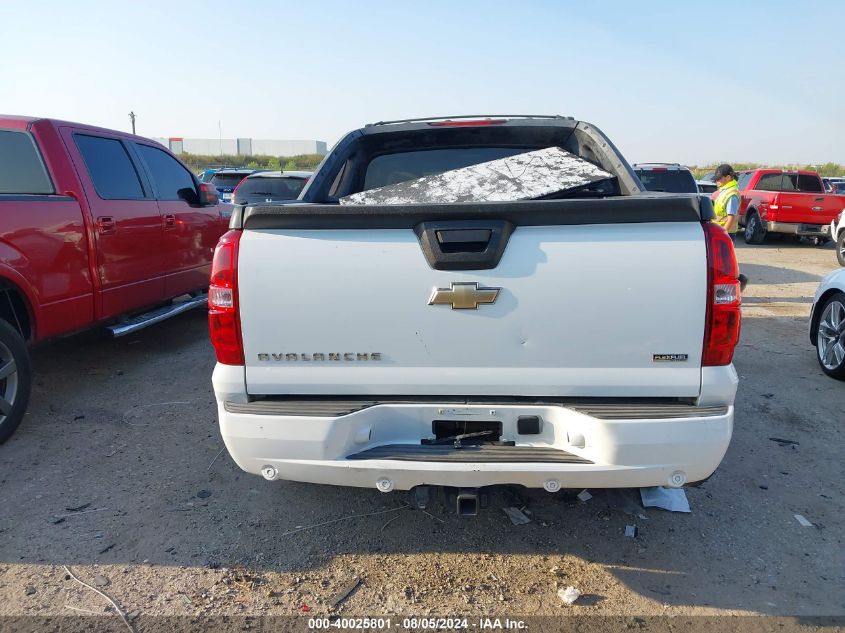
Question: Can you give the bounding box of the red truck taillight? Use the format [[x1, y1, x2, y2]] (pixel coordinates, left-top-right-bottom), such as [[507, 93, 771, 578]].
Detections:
[[208, 230, 244, 365], [702, 223, 741, 366]]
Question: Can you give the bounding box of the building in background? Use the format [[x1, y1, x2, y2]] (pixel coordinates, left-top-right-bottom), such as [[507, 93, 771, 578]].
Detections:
[[150, 137, 328, 156]]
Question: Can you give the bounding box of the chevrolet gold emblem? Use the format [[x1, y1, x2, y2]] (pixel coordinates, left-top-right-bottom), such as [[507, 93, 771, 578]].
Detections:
[[428, 282, 500, 310]]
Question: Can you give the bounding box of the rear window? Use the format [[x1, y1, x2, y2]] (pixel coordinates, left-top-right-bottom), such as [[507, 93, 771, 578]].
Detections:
[[74, 134, 145, 200], [211, 172, 250, 187], [633, 169, 697, 193], [756, 173, 790, 191], [235, 176, 306, 199], [737, 172, 753, 190], [796, 174, 823, 193], [364, 147, 529, 190], [0, 130, 54, 194]]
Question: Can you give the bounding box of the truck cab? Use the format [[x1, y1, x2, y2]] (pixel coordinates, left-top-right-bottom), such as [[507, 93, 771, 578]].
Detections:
[[0, 115, 227, 441]]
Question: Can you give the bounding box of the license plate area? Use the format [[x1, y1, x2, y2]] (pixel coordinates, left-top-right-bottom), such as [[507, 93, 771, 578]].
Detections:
[[422, 420, 514, 447]]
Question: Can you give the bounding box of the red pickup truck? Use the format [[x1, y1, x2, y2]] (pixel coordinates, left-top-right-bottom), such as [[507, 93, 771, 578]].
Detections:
[[0, 115, 227, 442], [737, 169, 845, 244]]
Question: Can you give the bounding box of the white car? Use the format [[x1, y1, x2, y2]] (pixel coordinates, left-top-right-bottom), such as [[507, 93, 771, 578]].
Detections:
[[810, 268, 845, 380], [210, 116, 741, 515], [831, 210, 845, 267]]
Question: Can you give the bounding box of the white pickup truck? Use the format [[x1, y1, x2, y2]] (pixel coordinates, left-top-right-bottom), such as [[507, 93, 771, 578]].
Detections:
[[210, 115, 741, 514]]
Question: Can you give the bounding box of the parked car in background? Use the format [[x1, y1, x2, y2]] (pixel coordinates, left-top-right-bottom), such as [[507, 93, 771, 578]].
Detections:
[[210, 168, 254, 203], [198, 168, 219, 183], [697, 180, 718, 194], [809, 267, 845, 380], [832, 211, 845, 266], [231, 170, 312, 205], [0, 115, 228, 442], [831, 182, 845, 195], [737, 169, 845, 244], [633, 163, 698, 193], [699, 170, 716, 183]]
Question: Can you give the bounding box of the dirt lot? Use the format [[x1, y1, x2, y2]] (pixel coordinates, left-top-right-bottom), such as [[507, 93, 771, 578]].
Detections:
[[0, 239, 843, 626]]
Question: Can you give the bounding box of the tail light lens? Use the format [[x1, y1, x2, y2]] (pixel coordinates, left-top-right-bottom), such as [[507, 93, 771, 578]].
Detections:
[[208, 230, 244, 365], [702, 222, 741, 366]]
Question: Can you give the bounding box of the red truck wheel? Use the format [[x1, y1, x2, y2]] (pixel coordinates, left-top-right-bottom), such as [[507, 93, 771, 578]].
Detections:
[[744, 212, 766, 245], [0, 319, 32, 443]]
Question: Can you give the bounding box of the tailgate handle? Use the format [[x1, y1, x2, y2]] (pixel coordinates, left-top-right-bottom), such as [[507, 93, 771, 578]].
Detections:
[[435, 229, 492, 251], [415, 220, 513, 271]]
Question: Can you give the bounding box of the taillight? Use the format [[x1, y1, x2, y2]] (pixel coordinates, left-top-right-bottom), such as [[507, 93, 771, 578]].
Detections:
[[208, 230, 244, 365], [702, 223, 741, 366]]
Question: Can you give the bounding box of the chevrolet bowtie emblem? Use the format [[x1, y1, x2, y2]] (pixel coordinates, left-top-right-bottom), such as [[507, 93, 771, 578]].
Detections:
[[428, 282, 501, 310]]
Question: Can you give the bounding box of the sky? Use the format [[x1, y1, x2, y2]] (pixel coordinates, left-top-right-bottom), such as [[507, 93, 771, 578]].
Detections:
[[2, 0, 843, 166]]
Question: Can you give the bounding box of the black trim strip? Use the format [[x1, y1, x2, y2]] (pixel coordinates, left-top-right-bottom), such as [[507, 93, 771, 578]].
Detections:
[[241, 195, 703, 230], [224, 399, 728, 420], [346, 444, 593, 463], [0, 194, 74, 202]]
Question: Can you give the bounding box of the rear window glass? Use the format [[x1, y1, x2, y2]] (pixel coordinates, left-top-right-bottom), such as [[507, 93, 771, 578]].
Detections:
[[633, 169, 697, 193], [797, 174, 823, 192], [235, 176, 306, 199], [755, 173, 791, 191], [211, 173, 250, 187], [74, 134, 145, 200], [364, 147, 529, 190], [0, 130, 54, 194]]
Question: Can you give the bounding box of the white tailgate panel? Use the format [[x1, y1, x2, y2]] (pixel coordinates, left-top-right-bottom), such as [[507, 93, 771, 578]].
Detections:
[[239, 223, 706, 397]]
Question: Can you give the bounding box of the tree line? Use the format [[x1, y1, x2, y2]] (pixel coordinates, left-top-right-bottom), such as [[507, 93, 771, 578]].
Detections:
[[691, 162, 844, 179], [181, 152, 325, 173]]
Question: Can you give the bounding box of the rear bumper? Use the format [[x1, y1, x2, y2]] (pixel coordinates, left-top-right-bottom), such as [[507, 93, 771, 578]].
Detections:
[[216, 395, 734, 491], [767, 221, 831, 236]]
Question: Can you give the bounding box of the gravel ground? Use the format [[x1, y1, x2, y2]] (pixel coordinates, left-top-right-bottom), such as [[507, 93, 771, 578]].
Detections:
[[0, 238, 843, 626]]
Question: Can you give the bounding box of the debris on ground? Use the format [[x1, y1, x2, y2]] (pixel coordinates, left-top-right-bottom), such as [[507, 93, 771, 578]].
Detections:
[[557, 586, 581, 605], [93, 575, 110, 588], [340, 147, 613, 206], [502, 506, 532, 525], [640, 487, 691, 513], [98, 543, 116, 555], [63, 566, 133, 633], [794, 514, 813, 527], [65, 502, 91, 512], [196, 490, 212, 499], [769, 437, 799, 446], [301, 603, 311, 613], [577, 489, 593, 502], [624, 525, 639, 538], [24, 586, 36, 596], [329, 577, 362, 609]]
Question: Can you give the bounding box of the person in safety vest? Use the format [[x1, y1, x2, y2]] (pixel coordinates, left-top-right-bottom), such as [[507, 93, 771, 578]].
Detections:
[[712, 163, 740, 234]]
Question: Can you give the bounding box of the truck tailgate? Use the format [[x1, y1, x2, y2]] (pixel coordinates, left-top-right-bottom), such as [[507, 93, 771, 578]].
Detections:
[[237, 203, 707, 398]]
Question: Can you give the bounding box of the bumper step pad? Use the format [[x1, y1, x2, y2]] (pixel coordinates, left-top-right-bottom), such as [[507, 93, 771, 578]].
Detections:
[[346, 444, 593, 463]]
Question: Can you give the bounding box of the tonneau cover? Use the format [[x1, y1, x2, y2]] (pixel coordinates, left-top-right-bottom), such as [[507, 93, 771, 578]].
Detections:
[[238, 194, 711, 230]]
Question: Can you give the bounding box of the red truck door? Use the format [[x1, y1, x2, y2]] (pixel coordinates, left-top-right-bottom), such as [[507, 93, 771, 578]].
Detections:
[[772, 172, 840, 224], [132, 142, 222, 298], [61, 129, 166, 317]]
